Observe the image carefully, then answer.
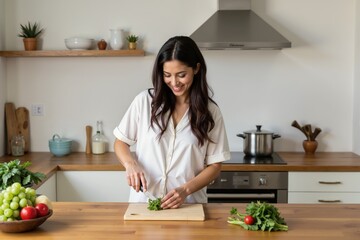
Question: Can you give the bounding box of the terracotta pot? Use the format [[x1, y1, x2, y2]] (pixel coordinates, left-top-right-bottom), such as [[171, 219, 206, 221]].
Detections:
[[97, 39, 107, 50], [303, 140, 318, 154], [128, 42, 137, 50], [23, 38, 37, 51]]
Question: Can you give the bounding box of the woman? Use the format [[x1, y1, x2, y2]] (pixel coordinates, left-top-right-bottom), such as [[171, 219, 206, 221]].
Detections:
[[113, 36, 230, 209]]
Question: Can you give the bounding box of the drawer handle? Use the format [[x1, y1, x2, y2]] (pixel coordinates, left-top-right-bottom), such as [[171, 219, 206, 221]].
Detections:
[[318, 181, 342, 184], [318, 199, 341, 203]]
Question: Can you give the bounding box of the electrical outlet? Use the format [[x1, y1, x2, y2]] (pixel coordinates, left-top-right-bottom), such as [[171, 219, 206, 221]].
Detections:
[[31, 104, 44, 116]]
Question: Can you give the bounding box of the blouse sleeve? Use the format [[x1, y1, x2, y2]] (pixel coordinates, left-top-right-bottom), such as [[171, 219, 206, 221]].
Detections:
[[113, 92, 144, 146], [205, 104, 231, 165]]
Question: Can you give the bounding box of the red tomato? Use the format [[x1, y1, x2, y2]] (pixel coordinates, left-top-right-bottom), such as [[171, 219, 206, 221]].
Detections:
[[244, 215, 255, 225], [35, 203, 49, 217], [20, 206, 37, 220]]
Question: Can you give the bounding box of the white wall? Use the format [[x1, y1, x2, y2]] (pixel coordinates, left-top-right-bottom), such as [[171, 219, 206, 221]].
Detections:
[[0, 0, 6, 156], [2, 0, 357, 154], [354, 1, 360, 155]]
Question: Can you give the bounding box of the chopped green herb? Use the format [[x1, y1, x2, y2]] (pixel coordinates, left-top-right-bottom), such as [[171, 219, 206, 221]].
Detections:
[[228, 201, 288, 232], [147, 198, 162, 211]]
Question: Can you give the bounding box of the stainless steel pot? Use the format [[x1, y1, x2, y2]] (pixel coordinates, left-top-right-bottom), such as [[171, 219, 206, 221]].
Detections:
[[236, 125, 281, 156]]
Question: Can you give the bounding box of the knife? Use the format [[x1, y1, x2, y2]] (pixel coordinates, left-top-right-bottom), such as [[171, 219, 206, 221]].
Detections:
[[140, 183, 157, 200]]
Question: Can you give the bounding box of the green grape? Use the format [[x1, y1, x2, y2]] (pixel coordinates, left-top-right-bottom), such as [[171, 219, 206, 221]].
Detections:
[[28, 188, 36, 197], [6, 217, 14, 221], [27, 199, 33, 207], [0, 208, 3, 215], [11, 182, 21, 189], [4, 208, 13, 218], [11, 187, 21, 195], [19, 198, 27, 208], [4, 192, 13, 201], [12, 196, 20, 203], [13, 209, 20, 218], [18, 192, 26, 199], [0, 215, 7, 221], [20, 187, 25, 192], [10, 202, 19, 210], [1, 203, 10, 210]]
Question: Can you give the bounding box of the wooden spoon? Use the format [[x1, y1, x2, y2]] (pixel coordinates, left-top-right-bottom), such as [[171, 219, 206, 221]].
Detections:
[[291, 120, 306, 135], [313, 127, 322, 140], [303, 124, 313, 141]]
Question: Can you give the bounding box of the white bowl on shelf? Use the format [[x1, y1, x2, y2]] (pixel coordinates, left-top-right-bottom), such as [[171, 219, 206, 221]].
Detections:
[[64, 37, 94, 50]]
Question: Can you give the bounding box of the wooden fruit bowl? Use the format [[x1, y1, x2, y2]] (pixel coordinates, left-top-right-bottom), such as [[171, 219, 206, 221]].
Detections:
[[0, 209, 53, 233]]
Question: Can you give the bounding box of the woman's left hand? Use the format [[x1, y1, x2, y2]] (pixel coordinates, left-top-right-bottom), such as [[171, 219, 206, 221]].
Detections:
[[161, 186, 188, 209]]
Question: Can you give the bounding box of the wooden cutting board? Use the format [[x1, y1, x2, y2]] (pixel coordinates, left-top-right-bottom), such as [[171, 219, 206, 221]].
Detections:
[[124, 203, 205, 221], [5, 102, 19, 155], [15, 107, 30, 152]]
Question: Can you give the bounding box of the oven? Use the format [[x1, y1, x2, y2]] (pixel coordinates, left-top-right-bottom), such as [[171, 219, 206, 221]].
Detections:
[[207, 152, 288, 203]]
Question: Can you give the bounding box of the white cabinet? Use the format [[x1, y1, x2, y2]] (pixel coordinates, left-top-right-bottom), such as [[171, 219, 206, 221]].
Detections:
[[288, 172, 360, 203], [36, 173, 57, 202], [56, 171, 130, 202]]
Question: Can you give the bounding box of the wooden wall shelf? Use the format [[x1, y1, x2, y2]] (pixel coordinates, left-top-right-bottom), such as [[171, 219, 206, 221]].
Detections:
[[0, 49, 145, 57]]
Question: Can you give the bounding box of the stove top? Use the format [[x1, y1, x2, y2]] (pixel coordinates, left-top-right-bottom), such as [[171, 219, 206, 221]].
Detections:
[[223, 152, 287, 165]]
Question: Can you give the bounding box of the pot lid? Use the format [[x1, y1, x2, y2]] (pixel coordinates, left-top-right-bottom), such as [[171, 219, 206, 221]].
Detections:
[[243, 125, 274, 134]]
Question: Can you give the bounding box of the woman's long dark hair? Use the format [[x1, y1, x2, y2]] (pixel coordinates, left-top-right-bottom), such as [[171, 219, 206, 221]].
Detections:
[[149, 36, 215, 146]]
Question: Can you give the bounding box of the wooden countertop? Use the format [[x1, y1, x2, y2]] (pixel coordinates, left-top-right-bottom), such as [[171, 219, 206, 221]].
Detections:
[[0, 202, 359, 239], [1, 152, 360, 181]]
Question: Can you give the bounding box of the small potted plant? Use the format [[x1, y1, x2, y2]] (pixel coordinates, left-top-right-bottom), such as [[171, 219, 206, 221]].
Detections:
[[0, 159, 46, 190], [18, 21, 44, 51], [126, 34, 139, 50]]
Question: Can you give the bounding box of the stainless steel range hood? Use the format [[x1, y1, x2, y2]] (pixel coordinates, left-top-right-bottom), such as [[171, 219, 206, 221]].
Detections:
[[190, 0, 291, 50]]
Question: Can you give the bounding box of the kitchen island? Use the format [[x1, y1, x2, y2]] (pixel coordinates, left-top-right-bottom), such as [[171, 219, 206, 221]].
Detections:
[[0, 202, 359, 239]]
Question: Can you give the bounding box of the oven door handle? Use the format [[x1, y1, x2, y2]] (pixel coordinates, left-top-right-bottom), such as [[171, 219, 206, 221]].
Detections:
[[207, 193, 276, 199]]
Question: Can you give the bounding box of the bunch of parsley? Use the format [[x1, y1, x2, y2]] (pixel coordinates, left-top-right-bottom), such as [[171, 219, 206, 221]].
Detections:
[[228, 201, 288, 231], [0, 159, 45, 190]]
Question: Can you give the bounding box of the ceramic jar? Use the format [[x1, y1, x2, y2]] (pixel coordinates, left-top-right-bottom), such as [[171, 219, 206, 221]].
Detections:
[[303, 140, 318, 154], [109, 29, 123, 50], [97, 39, 107, 50]]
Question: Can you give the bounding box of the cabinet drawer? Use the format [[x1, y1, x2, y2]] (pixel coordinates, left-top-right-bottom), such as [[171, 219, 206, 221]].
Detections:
[[289, 172, 360, 192], [288, 192, 360, 203]]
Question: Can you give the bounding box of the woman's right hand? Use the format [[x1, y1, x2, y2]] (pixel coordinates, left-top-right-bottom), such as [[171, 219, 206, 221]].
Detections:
[[123, 161, 147, 192], [114, 139, 148, 192]]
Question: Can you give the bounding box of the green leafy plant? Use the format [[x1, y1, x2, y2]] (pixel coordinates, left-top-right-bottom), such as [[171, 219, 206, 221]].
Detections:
[[228, 201, 288, 231], [0, 159, 46, 190], [18, 22, 44, 38], [147, 198, 162, 211], [126, 34, 139, 43]]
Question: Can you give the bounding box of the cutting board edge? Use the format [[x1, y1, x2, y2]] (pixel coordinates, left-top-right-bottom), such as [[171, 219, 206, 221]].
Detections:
[[123, 203, 205, 221], [124, 216, 205, 221]]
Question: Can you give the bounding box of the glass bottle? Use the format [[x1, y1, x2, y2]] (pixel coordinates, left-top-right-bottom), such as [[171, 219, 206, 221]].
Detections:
[[11, 134, 25, 156], [92, 121, 107, 154]]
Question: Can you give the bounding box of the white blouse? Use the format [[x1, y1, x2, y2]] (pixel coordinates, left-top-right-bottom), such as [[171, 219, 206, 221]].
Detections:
[[113, 90, 230, 203]]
